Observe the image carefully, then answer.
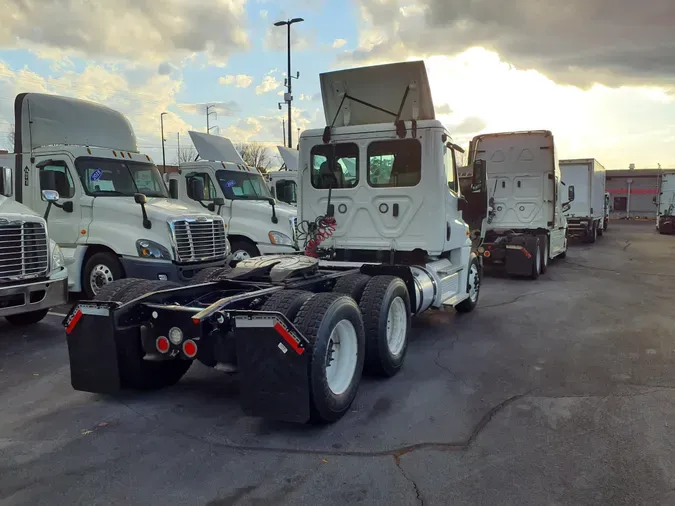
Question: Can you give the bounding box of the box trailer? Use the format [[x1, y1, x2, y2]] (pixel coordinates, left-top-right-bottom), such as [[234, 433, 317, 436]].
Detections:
[[559, 158, 607, 242], [656, 171, 675, 234]]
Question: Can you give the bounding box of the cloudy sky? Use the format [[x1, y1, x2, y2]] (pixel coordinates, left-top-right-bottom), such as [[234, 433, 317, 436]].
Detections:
[[0, 0, 672, 169]]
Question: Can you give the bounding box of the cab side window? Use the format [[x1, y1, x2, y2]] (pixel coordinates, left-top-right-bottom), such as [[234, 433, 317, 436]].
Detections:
[[186, 173, 217, 201], [39, 163, 75, 198]]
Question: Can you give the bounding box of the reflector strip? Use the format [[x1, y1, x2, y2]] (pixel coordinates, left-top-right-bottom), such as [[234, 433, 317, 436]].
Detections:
[[65, 309, 83, 335], [273, 322, 304, 355]]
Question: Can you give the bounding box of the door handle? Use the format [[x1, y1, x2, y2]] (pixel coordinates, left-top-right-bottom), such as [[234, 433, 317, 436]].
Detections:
[[393, 203, 399, 217]]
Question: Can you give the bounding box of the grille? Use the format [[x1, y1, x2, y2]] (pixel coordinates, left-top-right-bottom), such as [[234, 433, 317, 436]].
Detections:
[[171, 217, 228, 263], [0, 219, 49, 281]]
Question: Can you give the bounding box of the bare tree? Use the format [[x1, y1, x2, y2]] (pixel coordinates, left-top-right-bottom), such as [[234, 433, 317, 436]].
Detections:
[[174, 146, 197, 165], [235, 142, 272, 174]]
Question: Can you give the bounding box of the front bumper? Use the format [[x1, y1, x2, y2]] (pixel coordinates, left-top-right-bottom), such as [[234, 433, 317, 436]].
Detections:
[[119, 256, 229, 283], [0, 267, 69, 318], [257, 243, 298, 255]]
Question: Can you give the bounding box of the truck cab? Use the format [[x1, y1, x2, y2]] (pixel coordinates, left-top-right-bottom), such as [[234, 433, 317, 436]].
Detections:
[[299, 60, 488, 306], [0, 165, 68, 325], [168, 132, 298, 261], [266, 146, 299, 206], [9, 93, 230, 299]]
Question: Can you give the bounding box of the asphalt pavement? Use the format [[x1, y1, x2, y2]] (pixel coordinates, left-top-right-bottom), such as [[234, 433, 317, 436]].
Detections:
[[2, 221, 675, 505]]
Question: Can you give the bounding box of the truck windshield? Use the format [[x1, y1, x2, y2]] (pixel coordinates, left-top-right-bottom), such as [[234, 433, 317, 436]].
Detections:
[[75, 157, 169, 198], [215, 170, 273, 200]]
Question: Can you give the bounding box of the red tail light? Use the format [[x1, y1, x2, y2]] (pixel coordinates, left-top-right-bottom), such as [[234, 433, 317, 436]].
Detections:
[[156, 336, 170, 353], [183, 340, 198, 358]]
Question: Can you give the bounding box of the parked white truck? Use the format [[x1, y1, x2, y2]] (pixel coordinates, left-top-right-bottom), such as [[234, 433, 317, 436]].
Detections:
[[656, 171, 675, 234], [5, 93, 230, 299], [266, 146, 299, 206], [63, 60, 489, 425], [167, 132, 298, 262], [0, 165, 68, 325], [559, 158, 607, 242], [469, 130, 569, 279]]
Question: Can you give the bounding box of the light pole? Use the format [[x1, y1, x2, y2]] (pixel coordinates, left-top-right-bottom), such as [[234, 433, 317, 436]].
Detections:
[[160, 112, 167, 172], [274, 17, 304, 149]]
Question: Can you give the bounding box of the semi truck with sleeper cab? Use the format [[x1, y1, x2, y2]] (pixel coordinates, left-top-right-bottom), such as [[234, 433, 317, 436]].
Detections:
[[266, 146, 299, 206], [62, 60, 489, 425], [559, 158, 607, 242], [469, 130, 569, 279], [656, 171, 675, 234], [3, 93, 230, 299], [0, 165, 68, 325], [167, 132, 298, 262]]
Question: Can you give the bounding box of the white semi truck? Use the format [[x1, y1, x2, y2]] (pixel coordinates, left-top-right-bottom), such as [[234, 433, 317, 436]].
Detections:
[[559, 158, 607, 242], [0, 165, 68, 325], [656, 171, 675, 234], [469, 130, 569, 279], [266, 146, 299, 206], [62, 60, 489, 425], [167, 132, 298, 262], [5, 93, 230, 299]]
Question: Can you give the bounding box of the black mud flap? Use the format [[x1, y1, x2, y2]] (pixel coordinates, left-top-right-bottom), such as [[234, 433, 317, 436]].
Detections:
[[234, 312, 311, 423], [505, 238, 536, 277], [64, 302, 122, 394]]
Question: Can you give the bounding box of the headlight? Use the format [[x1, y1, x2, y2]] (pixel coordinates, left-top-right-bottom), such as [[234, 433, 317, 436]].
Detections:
[[49, 240, 65, 270], [136, 239, 172, 260], [225, 237, 232, 257], [268, 231, 293, 246]]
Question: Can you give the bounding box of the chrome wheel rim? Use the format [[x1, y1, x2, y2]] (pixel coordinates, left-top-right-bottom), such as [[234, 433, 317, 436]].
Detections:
[[468, 263, 480, 302], [90, 264, 114, 295]]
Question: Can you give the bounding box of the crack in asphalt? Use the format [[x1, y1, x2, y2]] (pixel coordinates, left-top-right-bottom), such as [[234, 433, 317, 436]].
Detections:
[[394, 454, 424, 505], [116, 392, 530, 460], [479, 290, 548, 309]]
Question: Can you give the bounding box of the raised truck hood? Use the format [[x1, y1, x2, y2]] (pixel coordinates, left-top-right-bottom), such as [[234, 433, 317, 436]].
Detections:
[[277, 146, 299, 171]]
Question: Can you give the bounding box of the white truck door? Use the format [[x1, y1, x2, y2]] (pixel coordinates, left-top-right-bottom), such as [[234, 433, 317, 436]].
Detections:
[[32, 156, 84, 246]]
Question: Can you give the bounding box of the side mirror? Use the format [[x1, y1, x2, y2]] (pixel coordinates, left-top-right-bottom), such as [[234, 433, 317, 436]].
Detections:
[[189, 178, 205, 201], [134, 193, 148, 205], [0, 166, 13, 197], [448, 180, 457, 192], [458, 196, 469, 212], [568, 185, 575, 202], [446, 141, 465, 154], [207, 197, 225, 212], [472, 159, 487, 191], [41, 189, 60, 202], [168, 179, 179, 199], [562, 202, 571, 213]]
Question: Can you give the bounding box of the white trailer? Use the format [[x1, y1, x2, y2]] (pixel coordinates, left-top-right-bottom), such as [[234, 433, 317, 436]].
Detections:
[[656, 171, 675, 234], [63, 60, 489, 424], [5, 93, 230, 299], [559, 158, 607, 242], [167, 132, 298, 262], [470, 130, 569, 279], [0, 166, 68, 325]]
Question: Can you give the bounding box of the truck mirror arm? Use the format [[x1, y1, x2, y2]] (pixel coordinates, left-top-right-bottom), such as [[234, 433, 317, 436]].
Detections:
[[134, 193, 152, 229], [266, 198, 279, 224]]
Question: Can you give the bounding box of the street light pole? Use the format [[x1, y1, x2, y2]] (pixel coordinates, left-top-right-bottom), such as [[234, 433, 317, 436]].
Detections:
[[274, 17, 304, 149], [160, 112, 167, 172]]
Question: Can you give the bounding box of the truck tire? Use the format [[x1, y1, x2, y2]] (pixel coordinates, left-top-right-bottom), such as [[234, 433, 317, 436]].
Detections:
[[332, 273, 371, 303], [539, 235, 549, 274], [83, 252, 124, 300], [585, 223, 597, 243], [230, 238, 260, 262], [597, 220, 604, 237], [455, 255, 481, 314], [261, 290, 314, 321], [5, 309, 49, 325], [530, 237, 541, 280], [359, 276, 412, 377], [189, 266, 233, 285], [293, 293, 365, 423], [96, 278, 191, 390], [604, 219, 609, 231], [93, 278, 145, 302]]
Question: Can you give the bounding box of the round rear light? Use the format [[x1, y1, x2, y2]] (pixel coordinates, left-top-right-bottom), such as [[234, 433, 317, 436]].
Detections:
[[483, 250, 491, 258], [183, 339, 198, 358], [156, 336, 170, 353]]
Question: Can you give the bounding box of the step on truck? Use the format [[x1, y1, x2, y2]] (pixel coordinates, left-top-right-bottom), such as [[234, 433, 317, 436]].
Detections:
[[469, 130, 569, 279], [0, 165, 68, 325], [3, 93, 230, 299], [167, 131, 298, 262], [62, 60, 489, 424], [656, 171, 675, 234], [559, 158, 607, 242], [266, 146, 299, 206]]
